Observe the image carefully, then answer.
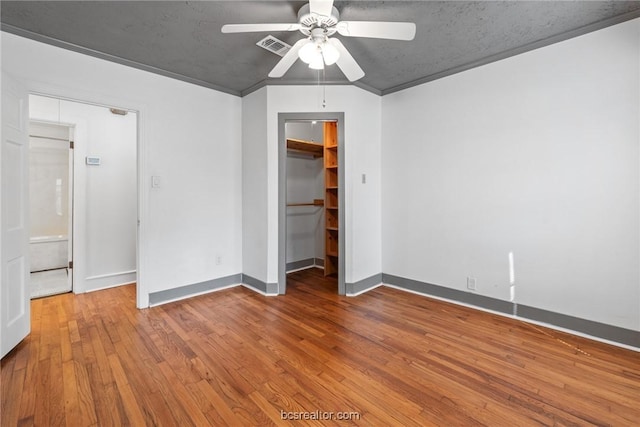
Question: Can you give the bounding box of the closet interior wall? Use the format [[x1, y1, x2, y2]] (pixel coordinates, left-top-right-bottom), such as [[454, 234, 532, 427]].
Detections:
[[285, 122, 324, 271]]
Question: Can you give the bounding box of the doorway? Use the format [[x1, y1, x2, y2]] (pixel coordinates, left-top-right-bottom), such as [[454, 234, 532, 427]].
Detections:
[[278, 113, 345, 295], [28, 94, 138, 296], [28, 121, 74, 298]]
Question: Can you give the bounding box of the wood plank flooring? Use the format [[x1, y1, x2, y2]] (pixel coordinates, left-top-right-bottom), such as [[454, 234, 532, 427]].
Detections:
[[2, 268, 639, 426]]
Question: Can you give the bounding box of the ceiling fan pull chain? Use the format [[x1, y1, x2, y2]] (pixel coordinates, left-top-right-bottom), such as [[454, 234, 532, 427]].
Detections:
[[317, 69, 321, 106], [322, 67, 327, 108]]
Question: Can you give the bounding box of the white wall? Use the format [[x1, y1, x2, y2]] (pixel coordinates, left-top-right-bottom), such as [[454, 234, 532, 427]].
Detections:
[[267, 85, 383, 285], [285, 155, 323, 264], [242, 88, 269, 282], [286, 122, 323, 143], [28, 122, 70, 239], [382, 19, 640, 330], [2, 33, 243, 306], [29, 95, 138, 291]]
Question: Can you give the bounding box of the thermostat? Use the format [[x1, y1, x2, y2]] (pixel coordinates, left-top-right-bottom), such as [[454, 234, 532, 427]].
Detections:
[[86, 156, 101, 165]]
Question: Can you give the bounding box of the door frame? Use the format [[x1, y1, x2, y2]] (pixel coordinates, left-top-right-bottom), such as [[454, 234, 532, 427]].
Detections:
[[278, 112, 345, 295], [27, 90, 147, 308], [27, 119, 75, 296]]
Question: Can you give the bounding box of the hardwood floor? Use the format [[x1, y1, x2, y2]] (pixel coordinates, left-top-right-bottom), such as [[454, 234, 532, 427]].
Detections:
[[2, 268, 639, 426]]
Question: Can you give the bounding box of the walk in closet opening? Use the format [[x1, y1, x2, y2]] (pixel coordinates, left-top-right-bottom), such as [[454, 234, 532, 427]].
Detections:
[[278, 113, 345, 295]]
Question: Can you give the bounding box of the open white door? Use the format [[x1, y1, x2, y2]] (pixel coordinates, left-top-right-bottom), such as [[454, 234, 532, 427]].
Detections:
[[1, 73, 30, 358]]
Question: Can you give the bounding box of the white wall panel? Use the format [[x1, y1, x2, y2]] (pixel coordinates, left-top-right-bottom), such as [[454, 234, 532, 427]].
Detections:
[[2, 33, 242, 306], [382, 18, 640, 330], [267, 85, 383, 284]]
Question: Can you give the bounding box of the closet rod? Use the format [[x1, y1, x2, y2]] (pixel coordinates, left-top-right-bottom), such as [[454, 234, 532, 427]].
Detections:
[[287, 199, 324, 207]]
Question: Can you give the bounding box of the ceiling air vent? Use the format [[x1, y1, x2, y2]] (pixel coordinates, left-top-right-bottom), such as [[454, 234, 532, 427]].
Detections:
[[256, 35, 291, 57]]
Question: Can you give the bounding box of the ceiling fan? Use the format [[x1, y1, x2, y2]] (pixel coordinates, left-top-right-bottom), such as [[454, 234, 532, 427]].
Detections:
[[221, 0, 416, 82]]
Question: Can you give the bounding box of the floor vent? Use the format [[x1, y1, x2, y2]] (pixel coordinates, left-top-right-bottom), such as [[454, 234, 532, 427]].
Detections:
[[256, 35, 291, 57]]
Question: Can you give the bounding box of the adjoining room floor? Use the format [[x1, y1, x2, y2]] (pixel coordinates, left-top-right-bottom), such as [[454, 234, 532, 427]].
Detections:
[[3, 268, 639, 426], [30, 268, 70, 299]]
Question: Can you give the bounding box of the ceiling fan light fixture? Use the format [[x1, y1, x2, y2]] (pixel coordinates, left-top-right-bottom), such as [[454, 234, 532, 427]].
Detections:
[[299, 41, 320, 64], [308, 54, 325, 70], [321, 41, 340, 65], [299, 38, 340, 69]]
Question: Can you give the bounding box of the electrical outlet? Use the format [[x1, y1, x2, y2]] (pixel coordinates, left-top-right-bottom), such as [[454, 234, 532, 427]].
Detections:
[[216, 255, 222, 265], [467, 277, 477, 291]]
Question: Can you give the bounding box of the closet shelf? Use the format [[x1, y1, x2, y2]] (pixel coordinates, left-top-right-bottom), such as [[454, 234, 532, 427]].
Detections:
[[287, 199, 324, 207], [324, 121, 339, 277], [287, 138, 324, 158]]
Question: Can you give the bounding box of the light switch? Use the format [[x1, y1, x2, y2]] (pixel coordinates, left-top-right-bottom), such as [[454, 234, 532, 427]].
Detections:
[[151, 176, 161, 188], [362, 174, 367, 184]]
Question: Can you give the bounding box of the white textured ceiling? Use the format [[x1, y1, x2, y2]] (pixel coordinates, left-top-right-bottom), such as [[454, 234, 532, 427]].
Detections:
[[2, 1, 640, 96]]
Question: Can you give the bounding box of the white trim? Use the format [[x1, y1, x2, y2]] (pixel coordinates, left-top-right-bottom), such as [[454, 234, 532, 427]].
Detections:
[[135, 108, 148, 308], [148, 283, 241, 307], [241, 283, 279, 297], [383, 283, 511, 318], [513, 316, 640, 353], [286, 266, 313, 274], [85, 280, 136, 293], [285, 264, 323, 274], [382, 283, 640, 353], [29, 235, 68, 244], [346, 283, 383, 297], [85, 269, 136, 281], [84, 270, 136, 293]]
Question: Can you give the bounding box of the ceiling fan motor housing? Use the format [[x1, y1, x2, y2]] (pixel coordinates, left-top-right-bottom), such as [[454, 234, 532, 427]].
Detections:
[[298, 4, 340, 36]]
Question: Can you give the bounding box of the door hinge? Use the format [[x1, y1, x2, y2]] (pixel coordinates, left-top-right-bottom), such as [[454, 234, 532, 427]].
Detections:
[[68, 261, 73, 269], [70, 141, 74, 149]]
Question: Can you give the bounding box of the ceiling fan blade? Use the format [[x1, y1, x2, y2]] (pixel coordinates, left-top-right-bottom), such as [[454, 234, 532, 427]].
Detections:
[[336, 21, 416, 40], [269, 39, 310, 78], [328, 38, 365, 82], [309, 0, 334, 17], [221, 23, 301, 33]]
